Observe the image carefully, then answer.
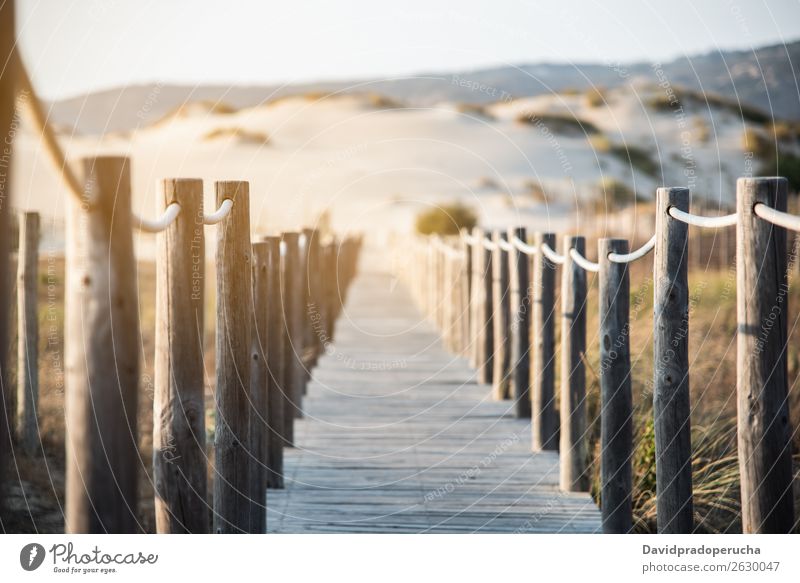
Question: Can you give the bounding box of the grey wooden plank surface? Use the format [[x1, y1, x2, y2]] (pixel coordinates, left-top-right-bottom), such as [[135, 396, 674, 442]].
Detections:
[[267, 269, 601, 533]]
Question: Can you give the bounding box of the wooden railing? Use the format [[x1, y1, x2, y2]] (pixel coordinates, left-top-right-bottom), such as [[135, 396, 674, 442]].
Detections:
[[393, 179, 797, 534], [6, 157, 361, 533]]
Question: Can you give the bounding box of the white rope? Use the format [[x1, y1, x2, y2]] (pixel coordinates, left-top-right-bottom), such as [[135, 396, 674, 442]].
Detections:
[[204, 199, 234, 224], [497, 238, 514, 252], [511, 236, 538, 256], [540, 242, 566, 265], [668, 206, 737, 228], [461, 233, 479, 246], [753, 203, 800, 232], [482, 237, 499, 251], [132, 202, 181, 233], [569, 248, 600, 273], [432, 237, 461, 259], [608, 235, 656, 264]]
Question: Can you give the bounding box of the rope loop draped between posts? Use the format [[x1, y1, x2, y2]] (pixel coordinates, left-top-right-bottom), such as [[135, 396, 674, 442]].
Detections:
[[131, 198, 237, 233], [511, 236, 538, 256], [540, 242, 566, 264], [667, 206, 737, 228], [204, 199, 234, 224], [607, 235, 656, 264], [482, 237, 499, 251], [497, 238, 514, 252], [132, 203, 181, 233], [569, 248, 600, 273], [753, 202, 800, 232]]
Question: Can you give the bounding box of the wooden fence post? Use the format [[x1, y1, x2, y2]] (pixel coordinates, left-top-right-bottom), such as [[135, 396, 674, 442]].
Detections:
[[559, 235, 588, 491], [153, 178, 209, 533], [249, 242, 269, 533], [653, 187, 693, 533], [509, 227, 531, 418], [531, 232, 557, 450], [598, 238, 633, 534], [492, 231, 511, 399], [736, 176, 795, 533], [16, 211, 39, 454], [263, 236, 284, 489], [460, 230, 473, 357], [0, 0, 17, 492], [213, 180, 252, 534], [281, 232, 303, 438], [303, 228, 322, 368], [477, 230, 494, 384], [469, 227, 482, 368], [65, 156, 139, 533]]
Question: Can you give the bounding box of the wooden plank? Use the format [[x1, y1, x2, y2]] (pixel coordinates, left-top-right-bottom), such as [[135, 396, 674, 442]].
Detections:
[[267, 268, 601, 533]]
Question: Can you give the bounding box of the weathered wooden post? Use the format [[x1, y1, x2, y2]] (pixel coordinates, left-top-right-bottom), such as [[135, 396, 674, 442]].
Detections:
[[65, 157, 139, 533], [736, 176, 795, 533], [303, 228, 322, 367], [281, 232, 303, 438], [460, 230, 473, 357], [477, 230, 494, 384], [598, 238, 633, 534], [323, 239, 338, 341], [559, 236, 588, 491], [249, 241, 269, 533], [469, 227, 482, 368], [213, 180, 252, 534], [653, 187, 693, 533], [16, 211, 39, 454], [508, 227, 531, 418], [0, 0, 17, 489], [153, 178, 209, 534], [492, 231, 511, 399], [263, 236, 284, 489], [531, 232, 557, 450]]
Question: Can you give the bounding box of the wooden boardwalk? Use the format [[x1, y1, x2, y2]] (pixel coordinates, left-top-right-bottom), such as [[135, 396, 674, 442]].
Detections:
[[266, 268, 602, 533]]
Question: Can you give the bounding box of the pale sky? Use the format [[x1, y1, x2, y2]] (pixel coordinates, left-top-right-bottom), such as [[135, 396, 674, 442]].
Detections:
[[16, 0, 800, 99]]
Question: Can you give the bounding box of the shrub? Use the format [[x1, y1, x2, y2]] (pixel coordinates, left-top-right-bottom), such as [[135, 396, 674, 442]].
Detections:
[[203, 127, 270, 146], [585, 87, 607, 108], [742, 127, 773, 158], [515, 111, 601, 136], [592, 177, 641, 212], [609, 144, 659, 177], [588, 134, 612, 154], [522, 180, 548, 203], [415, 203, 477, 236]]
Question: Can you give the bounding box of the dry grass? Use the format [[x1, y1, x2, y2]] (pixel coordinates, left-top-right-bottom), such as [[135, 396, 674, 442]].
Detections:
[[203, 126, 270, 146]]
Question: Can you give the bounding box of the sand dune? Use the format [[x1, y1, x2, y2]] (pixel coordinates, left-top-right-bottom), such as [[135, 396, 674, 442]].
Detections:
[[13, 85, 764, 255]]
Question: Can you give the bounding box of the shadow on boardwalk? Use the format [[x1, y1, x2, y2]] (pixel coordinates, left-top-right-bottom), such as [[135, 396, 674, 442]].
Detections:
[[267, 269, 601, 533]]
